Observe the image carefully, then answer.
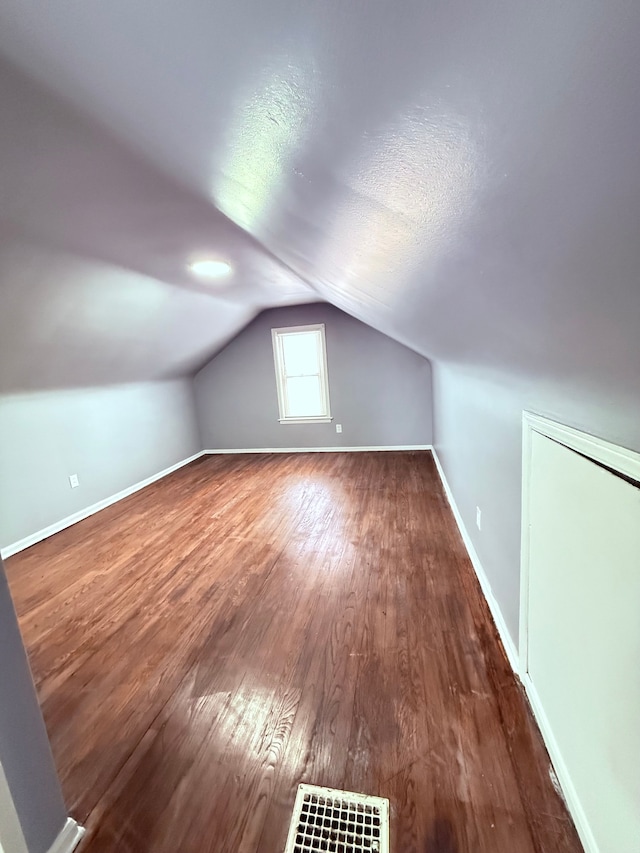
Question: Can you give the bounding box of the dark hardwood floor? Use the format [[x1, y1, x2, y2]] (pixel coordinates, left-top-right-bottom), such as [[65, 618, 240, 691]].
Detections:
[[5, 451, 582, 853]]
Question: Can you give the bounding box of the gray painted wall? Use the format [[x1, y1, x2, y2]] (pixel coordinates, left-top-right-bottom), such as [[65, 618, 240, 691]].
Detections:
[[0, 559, 67, 853], [194, 304, 433, 450], [433, 363, 640, 649], [0, 379, 200, 548]]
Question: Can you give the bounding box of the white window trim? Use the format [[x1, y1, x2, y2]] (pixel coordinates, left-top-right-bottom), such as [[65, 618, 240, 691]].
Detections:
[[271, 323, 332, 425]]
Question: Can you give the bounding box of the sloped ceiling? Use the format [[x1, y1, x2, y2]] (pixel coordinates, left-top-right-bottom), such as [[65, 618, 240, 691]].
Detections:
[[0, 0, 639, 398], [0, 58, 316, 390]]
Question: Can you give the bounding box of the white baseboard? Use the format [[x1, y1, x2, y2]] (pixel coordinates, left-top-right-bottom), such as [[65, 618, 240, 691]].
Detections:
[[431, 449, 520, 674], [204, 445, 432, 454], [0, 451, 206, 560], [432, 447, 597, 850], [522, 673, 598, 853], [47, 818, 85, 853], [0, 447, 430, 559]]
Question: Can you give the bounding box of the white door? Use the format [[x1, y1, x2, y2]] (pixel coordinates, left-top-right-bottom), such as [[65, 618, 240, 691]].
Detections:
[[524, 428, 640, 853]]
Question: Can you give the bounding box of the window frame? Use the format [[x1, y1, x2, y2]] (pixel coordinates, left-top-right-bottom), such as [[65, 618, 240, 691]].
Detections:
[[271, 323, 332, 424]]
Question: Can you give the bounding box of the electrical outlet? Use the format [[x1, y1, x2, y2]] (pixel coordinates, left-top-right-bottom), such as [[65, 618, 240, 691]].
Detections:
[[476, 506, 482, 530], [69, 474, 79, 489], [336, 423, 343, 433]]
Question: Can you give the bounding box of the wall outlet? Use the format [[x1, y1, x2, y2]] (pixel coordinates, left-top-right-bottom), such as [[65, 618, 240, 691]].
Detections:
[[336, 423, 343, 433], [476, 506, 482, 530], [69, 474, 79, 489]]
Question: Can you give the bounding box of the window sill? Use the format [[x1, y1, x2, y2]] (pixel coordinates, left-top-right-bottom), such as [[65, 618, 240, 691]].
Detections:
[[278, 417, 333, 425]]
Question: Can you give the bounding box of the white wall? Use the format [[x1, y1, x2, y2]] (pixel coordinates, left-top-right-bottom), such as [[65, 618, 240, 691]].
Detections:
[[0, 379, 200, 550], [195, 303, 433, 450]]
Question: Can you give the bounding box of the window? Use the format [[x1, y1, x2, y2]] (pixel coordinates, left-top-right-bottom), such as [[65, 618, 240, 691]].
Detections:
[[271, 324, 332, 423]]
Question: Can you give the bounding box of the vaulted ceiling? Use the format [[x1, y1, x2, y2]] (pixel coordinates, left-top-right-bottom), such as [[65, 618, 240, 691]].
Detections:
[[0, 0, 639, 397]]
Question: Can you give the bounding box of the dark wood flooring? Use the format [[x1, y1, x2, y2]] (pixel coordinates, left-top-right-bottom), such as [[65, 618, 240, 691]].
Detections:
[[5, 452, 582, 853]]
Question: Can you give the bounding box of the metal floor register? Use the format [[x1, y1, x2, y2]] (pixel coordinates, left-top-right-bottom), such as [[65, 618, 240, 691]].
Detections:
[[283, 784, 390, 853]]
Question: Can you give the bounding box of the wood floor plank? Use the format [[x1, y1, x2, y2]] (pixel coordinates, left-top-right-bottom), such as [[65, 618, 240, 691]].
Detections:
[[5, 451, 583, 853]]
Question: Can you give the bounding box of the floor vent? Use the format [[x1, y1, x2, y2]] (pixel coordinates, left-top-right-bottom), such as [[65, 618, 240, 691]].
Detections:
[[284, 784, 390, 853]]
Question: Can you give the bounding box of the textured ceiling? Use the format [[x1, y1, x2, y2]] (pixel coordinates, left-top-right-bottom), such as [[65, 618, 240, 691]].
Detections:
[[0, 0, 638, 398]]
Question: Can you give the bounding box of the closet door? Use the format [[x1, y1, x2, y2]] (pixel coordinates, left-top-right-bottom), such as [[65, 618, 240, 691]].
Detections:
[[526, 430, 640, 853]]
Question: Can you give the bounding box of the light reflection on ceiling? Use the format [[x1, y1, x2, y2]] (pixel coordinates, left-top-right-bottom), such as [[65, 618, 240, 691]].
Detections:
[[215, 56, 320, 234], [311, 104, 482, 312]]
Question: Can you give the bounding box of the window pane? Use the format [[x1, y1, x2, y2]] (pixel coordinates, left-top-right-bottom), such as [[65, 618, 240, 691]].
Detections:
[[285, 376, 324, 417], [282, 331, 320, 376]]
